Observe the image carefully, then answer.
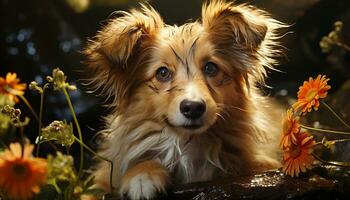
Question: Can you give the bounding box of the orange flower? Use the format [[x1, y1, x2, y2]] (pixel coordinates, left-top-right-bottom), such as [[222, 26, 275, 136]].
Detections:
[[282, 131, 316, 177], [0, 73, 27, 103], [292, 75, 331, 115], [0, 143, 47, 200], [280, 109, 300, 149]]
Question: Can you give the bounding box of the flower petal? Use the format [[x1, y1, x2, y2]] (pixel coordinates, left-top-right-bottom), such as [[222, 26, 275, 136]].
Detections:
[[9, 143, 22, 158]]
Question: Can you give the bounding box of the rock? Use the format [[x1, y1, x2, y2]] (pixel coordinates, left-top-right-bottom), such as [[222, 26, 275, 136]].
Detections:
[[103, 166, 349, 200]]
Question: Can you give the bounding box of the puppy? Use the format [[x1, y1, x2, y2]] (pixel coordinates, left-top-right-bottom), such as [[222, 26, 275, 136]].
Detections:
[[84, 0, 285, 199]]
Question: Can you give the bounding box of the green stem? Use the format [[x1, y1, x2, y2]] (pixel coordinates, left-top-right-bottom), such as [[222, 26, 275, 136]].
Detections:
[[48, 141, 58, 151], [14, 117, 25, 152], [336, 42, 350, 52], [50, 180, 62, 194], [19, 95, 39, 121], [72, 135, 114, 193], [328, 138, 350, 144], [316, 138, 350, 146], [322, 101, 350, 129], [312, 153, 350, 167], [65, 146, 70, 155], [17, 118, 25, 158], [19, 126, 24, 143], [35, 84, 58, 156], [62, 87, 84, 179], [36, 84, 48, 157], [15, 118, 24, 141], [300, 124, 350, 135]]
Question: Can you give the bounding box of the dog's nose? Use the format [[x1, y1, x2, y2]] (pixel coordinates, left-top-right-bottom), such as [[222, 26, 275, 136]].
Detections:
[[180, 99, 206, 119]]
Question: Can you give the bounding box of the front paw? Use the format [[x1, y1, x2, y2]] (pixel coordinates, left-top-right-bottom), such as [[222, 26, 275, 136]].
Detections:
[[120, 161, 169, 200]]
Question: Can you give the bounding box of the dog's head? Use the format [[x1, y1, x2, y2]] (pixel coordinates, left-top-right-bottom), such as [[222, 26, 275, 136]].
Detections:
[[84, 0, 283, 135]]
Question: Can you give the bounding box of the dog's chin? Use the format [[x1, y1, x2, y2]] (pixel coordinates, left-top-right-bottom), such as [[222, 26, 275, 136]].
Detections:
[[165, 118, 211, 134]]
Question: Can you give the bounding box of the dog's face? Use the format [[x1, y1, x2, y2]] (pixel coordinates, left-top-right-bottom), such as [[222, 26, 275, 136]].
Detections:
[[146, 25, 220, 133], [85, 0, 280, 135], [145, 24, 245, 134]]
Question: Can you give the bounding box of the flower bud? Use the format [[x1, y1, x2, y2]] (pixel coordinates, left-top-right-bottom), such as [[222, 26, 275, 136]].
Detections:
[[29, 81, 43, 93], [40, 120, 75, 147]]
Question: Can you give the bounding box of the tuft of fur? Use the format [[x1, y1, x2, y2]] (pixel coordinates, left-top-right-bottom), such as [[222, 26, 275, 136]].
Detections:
[[84, 1, 286, 199], [83, 4, 164, 110]]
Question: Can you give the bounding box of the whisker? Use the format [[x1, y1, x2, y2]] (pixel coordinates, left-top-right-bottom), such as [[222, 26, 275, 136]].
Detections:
[[217, 105, 232, 118], [216, 112, 226, 122], [217, 103, 250, 113]]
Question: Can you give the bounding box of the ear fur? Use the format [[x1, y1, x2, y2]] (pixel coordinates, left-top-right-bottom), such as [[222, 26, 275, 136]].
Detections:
[[83, 4, 163, 107], [202, 0, 267, 49], [87, 3, 163, 65], [202, 0, 286, 82]]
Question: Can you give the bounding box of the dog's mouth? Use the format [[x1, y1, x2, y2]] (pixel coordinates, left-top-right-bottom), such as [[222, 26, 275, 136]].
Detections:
[[165, 118, 203, 130], [182, 123, 203, 129]]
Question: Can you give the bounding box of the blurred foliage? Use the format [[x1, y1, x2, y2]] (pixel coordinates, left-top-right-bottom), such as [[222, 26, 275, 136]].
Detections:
[[0, 95, 14, 136], [65, 0, 90, 13], [39, 120, 75, 147], [47, 152, 77, 183], [65, 0, 143, 13], [319, 21, 344, 53], [0, 69, 109, 199]]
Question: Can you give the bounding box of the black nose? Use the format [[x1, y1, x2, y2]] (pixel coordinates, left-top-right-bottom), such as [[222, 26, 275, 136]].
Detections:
[[180, 100, 206, 119]]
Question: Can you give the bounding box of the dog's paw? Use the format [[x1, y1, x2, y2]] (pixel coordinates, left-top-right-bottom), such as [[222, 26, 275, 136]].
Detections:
[[120, 173, 165, 200], [120, 161, 169, 200]]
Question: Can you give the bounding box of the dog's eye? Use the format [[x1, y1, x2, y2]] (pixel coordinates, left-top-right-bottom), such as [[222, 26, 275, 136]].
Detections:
[[156, 66, 173, 82], [203, 62, 218, 77]]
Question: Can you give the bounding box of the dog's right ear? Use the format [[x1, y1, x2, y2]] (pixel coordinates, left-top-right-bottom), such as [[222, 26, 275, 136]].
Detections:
[[201, 0, 285, 83], [85, 4, 164, 65], [83, 4, 163, 106]]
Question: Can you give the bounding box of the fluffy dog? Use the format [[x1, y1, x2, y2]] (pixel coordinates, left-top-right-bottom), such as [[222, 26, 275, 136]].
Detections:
[[84, 0, 285, 199]]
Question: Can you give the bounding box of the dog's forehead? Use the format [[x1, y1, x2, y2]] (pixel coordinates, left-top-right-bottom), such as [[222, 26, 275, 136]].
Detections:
[[155, 22, 205, 64], [159, 23, 203, 48]]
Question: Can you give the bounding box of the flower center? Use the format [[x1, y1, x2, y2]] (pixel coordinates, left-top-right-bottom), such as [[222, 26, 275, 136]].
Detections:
[[12, 163, 28, 177], [305, 89, 318, 102], [289, 145, 301, 158]]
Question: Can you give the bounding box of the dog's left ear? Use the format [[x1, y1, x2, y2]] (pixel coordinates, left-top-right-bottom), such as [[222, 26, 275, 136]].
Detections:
[[86, 4, 164, 66], [202, 0, 268, 50], [83, 4, 164, 107]]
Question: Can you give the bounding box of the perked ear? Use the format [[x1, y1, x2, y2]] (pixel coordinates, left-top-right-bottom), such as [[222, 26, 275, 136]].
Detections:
[[201, 0, 285, 82], [83, 4, 163, 106], [85, 4, 164, 66], [202, 0, 268, 49]]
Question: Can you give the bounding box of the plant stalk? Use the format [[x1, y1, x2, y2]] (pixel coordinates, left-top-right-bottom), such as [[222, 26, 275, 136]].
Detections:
[[336, 42, 350, 52], [322, 101, 350, 129], [72, 135, 114, 193], [19, 95, 39, 121], [62, 88, 84, 179], [300, 124, 350, 135], [312, 153, 350, 167], [36, 84, 48, 156]]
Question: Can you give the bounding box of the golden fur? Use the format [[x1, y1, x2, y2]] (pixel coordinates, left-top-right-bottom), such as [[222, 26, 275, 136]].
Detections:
[[84, 0, 285, 199]]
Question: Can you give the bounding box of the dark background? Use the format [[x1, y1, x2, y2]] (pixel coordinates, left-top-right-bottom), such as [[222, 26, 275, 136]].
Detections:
[[1, 0, 350, 161]]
